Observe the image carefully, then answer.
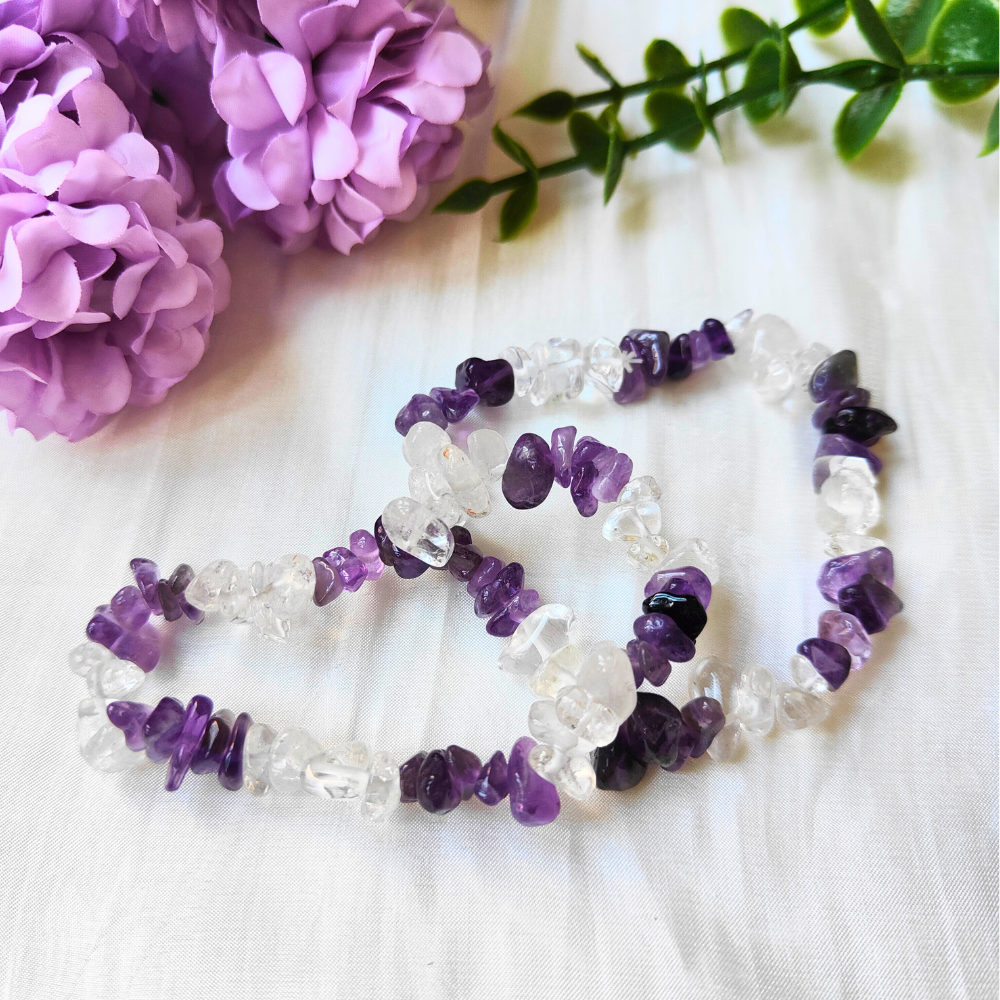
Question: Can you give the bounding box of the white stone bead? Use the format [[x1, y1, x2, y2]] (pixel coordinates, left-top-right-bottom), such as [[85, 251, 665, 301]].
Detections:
[[575, 641, 637, 724], [577, 703, 619, 747], [94, 656, 145, 699], [789, 653, 831, 695], [816, 466, 880, 535], [555, 755, 597, 801], [748, 313, 801, 358], [501, 344, 538, 397], [554, 685, 591, 730], [751, 352, 797, 403], [303, 743, 372, 800], [528, 699, 579, 752], [261, 554, 315, 618], [243, 723, 275, 795], [689, 656, 739, 714], [775, 685, 830, 730], [361, 751, 401, 821], [527, 743, 565, 781], [467, 429, 508, 485], [219, 566, 252, 622], [382, 497, 454, 568], [81, 722, 139, 772], [725, 308, 754, 350], [792, 343, 832, 393], [250, 598, 290, 642], [584, 337, 625, 393], [527, 338, 585, 405], [603, 494, 662, 543], [706, 721, 743, 763], [813, 454, 876, 494], [530, 644, 583, 698], [249, 560, 268, 595], [77, 696, 108, 752], [440, 443, 483, 498], [402, 420, 450, 467], [735, 665, 776, 736], [824, 532, 887, 557], [658, 537, 720, 584], [499, 604, 577, 675], [68, 641, 111, 677], [186, 559, 238, 613], [626, 536, 670, 570], [268, 728, 321, 794], [617, 475, 661, 504], [408, 466, 465, 527]]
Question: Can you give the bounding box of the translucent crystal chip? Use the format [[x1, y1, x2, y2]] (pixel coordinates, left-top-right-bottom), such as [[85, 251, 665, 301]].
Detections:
[[706, 721, 742, 763], [186, 559, 238, 613], [775, 685, 830, 730], [260, 554, 315, 618], [502, 344, 538, 397], [382, 497, 455, 568], [530, 644, 583, 698], [303, 743, 372, 800], [616, 475, 661, 505], [555, 755, 597, 801], [735, 665, 776, 736], [527, 743, 565, 781], [528, 699, 579, 752], [575, 641, 637, 724], [68, 641, 111, 677], [658, 537, 719, 584], [689, 656, 739, 715], [816, 466, 880, 535], [243, 723, 275, 795], [499, 604, 577, 675], [584, 337, 625, 393], [361, 751, 401, 821], [467, 429, 508, 485], [268, 729, 321, 794], [402, 420, 450, 467], [792, 343, 832, 393], [789, 653, 830, 695], [81, 723, 139, 772], [95, 656, 145, 699]]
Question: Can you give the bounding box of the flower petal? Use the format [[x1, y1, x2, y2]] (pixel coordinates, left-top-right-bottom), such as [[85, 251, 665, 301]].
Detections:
[[72, 79, 130, 150], [134, 259, 199, 313], [225, 152, 281, 211], [0, 229, 23, 313], [57, 149, 130, 204], [61, 334, 132, 415], [104, 132, 160, 178], [113, 258, 158, 319], [133, 323, 205, 379], [350, 101, 407, 188], [172, 219, 224, 268], [260, 122, 312, 206], [48, 202, 131, 247], [308, 105, 358, 181], [413, 30, 484, 88], [211, 53, 286, 131], [257, 50, 312, 125], [382, 80, 466, 125], [18, 249, 82, 322]]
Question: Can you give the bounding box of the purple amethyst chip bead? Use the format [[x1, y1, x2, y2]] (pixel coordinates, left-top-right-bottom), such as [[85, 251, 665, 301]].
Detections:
[[430, 386, 479, 423], [701, 318, 734, 359], [797, 637, 852, 691], [817, 547, 894, 603], [508, 737, 560, 827], [395, 394, 447, 436], [218, 711, 252, 791], [474, 751, 509, 805]]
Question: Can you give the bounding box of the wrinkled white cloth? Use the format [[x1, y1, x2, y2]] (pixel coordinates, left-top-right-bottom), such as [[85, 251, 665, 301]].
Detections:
[[0, 2, 996, 997]]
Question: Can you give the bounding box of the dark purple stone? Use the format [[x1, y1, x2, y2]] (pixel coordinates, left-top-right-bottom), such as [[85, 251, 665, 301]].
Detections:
[[837, 574, 903, 634], [550, 425, 577, 488], [613, 363, 648, 404], [508, 737, 560, 826], [701, 318, 734, 359], [630, 330, 670, 385], [109, 586, 150, 631], [641, 591, 707, 640], [633, 613, 696, 662], [809, 349, 859, 402], [797, 638, 852, 691], [467, 555, 503, 596], [447, 543, 483, 583], [570, 436, 606, 473], [312, 556, 344, 606], [680, 698, 725, 758], [813, 434, 882, 489], [399, 753, 426, 803], [592, 449, 633, 503], [592, 726, 648, 791], [502, 432, 555, 510], [689, 328, 712, 369], [474, 562, 523, 618], [811, 389, 871, 430], [190, 709, 235, 775], [821, 406, 898, 446], [373, 516, 395, 566], [166, 694, 213, 791], [111, 625, 160, 672], [323, 546, 367, 592], [661, 725, 697, 771], [487, 589, 540, 637], [454, 357, 514, 407], [395, 393, 447, 435], [817, 547, 894, 603], [626, 639, 672, 687], [393, 549, 429, 579], [218, 711, 252, 790], [87, 609, 122, 650], [130, 557, 162, 615], [416, 749, 462, 814], [474, 751, 509, 805], [626, 692, 684, 768], [106, 701, 151, 752], [451, 525, 472, 546], [429, 386, 479, 422], [445, 745, 482, 801], [142, 696, 186, 763], [570, 461, 599, 517], [666, 333, 693, 381], [168, 564, 194, 595], [644, 566, 712, 609], [157, 579, 182, 622]]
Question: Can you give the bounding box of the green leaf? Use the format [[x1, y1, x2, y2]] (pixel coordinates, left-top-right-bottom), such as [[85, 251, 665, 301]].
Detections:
[[515, 90, 574, 122], [743, 38, 782, 122], [644, 90, 705, 150], [603, 123, 625, 204], [498, 180, 538, 241], [644, 39, 690, 84], [851, 0, 908, 65], [778, 32, 803, 112], [834, 78, 904, 157], [982, 100, 999, 154], [823, 58, 908, 89], [927, 0, 1000, 103], [433, 178, 493, 214], [795, 0, 850, 34], [692, 83, 722, 152], [492, 124, 537, 176], [576, 43, 619, 86], [567, 110, 610, 172], [878, 0, 946, 55], [720, 7, 772, 49]]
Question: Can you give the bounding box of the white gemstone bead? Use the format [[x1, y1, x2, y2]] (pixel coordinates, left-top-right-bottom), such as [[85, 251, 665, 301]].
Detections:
[[824, 533, 887, 557], [658, 537, 720, 584], [249, 560, 268, 595], [467, 428, 508, 485], [94, 656, 145, 699], [81, 723, 139, 772], [603, 494, 662, 543], [775, 685, 830, 730], [748, 313, 801, 358], [219, 566, 252, 622], [499, 604, 577, 675], [243, 723, 275, 795], [816, 466, 880, 535], [751, 353, 797, 403], [575, 641, 637, 724], [250, 598, 290, 642], [440, 444, 484, 498], [706, 721, 743, 763], [735, 665, 776, 736], [527, 743, 565, 781], [186, 559, 238, 613], [555, 755, 597, 801], [361, 751, 401, 821], [725, 308, 753, 349], [528, 699, 579, 752], [408, 466, 465, 527], [268, 729, 322, 794], [689, 656, 739, 714], [584, 337, 625, 393], [530, 644, 583, 698], [68, 641, 111, 677], [303, 743, 372, 800], [382, 497, 454, 568], [577, 703, 619, 747], [554, 685, 591, 730], [501, 344, 538, 397], [260, 554, 315, 618], [789, 653, 831, 695], [77, 697, 108, 751], [402, 420, 450, 467], [527, 338, 585, 405], [792, 343, 832, 393], [617, 475, 661, 504], [813, 454, 876, 494], [626, 536, 670, 570]]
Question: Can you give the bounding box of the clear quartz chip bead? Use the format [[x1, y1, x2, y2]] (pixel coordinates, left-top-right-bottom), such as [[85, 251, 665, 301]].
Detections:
[[527, 338, 585, 405], [706, 721, 743, 763], [78, 696, 108, 751], [790, 653, 830, 696], [78, 697, 141, 772], [816, 465, 880, 536], [530, 644, 583, 698], [775, 685, 831, 730], [361, 751, 401, 821], [528, 699, 579, 752], [268, 729, 321, 794], [499, 604, 577, 675], [94, 656, 145, 699], [243, 723, 275, 795], [502, 345, 538, 398], [382, 497, 454, 567], [725, 308, 753, 350], [746, 314, 802, 402], [575, 641, 637, 727], [467, 429, 508, 485], [69, 641, 111, 677], [792, 343, 832, 393], [604, 476, 668, 570], [657, 537, 720, 584], [186, 559, 238, 613], [260, 554, 315, 619], [440, 445, 490, 518], [303, 742, 372, 800], [584, 337, 626, 393], [250, 599, 290, 642], [402, 421, 450, 467], [735, 665, 776, 736], [813, 454, 876, 494], [555, 755, 597, 801], [219, 566, 251, 622], [408, 466, 464, 527], [824, 532, 887, 557], [527, 743, 565, 781], [689, 656, 739, 714]]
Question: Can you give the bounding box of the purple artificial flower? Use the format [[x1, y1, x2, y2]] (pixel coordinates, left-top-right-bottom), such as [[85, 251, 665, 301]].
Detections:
[[116, 0, 262, 53], [209, 0, 492, 253]]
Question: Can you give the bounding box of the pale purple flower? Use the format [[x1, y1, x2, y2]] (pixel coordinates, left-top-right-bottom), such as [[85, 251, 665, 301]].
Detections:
[[116, 0, 261, 53], [210, 0, 491, 253]]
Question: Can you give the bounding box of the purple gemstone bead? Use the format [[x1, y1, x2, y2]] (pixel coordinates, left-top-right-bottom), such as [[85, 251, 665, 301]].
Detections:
[[474, 751, 509, 805], [821, 406, 898, 447], [416, 749, 462, 814], [838, 574, 903, 635], [626, 639, 672, 687], [467, 555, 503, 596], [486, 589, 540, 637], [809, 349, 859, 403], [218, 711, 252, 790], [430, 386, 479, 423], [475, 562, 523, 618], [570, 461, 599, 517], [157, 579, 182, 622], [106, 701, 151, 752], [446, 745, 482, 801], [701, 318, 734, 359], [111, 625, 160, 672], [110, 586, 150, 631], [818, 610, 872, 670], [395, 393, 448, 436], [550, 425, 577, 488], [631, 330, 670, 385], [613, 363, 649, 404], [633, 613, 696, 662], [592, 451, 633, 503], [399, 753, 426, 803], [817, 547, 894, 603], [593, 725, 648, 790], [644, 565, 712, 609], [323, 546, 367, 592], [350, 529, 384, 582], [142, 696, 186, 763], [679, 697, 724, 758], [797, 638, 852, 691], [666, 333, 693, 381], [627, 692, 683, 768], [166, 694, 214, 791], [570, 436, 606, 472], [87, 609, 122, 650], [168, 564, 204, 623], [811, 389, 871, 430], [313, 556, 344, 606], [393, 549, 429, 579], [130, 558, 162, 615], [455, 357, 515, 407], [447, 543, 483, 583], [641, 591, 707, 640], [373, 516, 395, 566], [190, 709, 235, 774], [813, 434, 883, 490], [662, 725, 697, 772], [451, 525, 472, 546], [689, 329, 712, 370], [502, 432, 555, 510], [508, 737, 560, 827]]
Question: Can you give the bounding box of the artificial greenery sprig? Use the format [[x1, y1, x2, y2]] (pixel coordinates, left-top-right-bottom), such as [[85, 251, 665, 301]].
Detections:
[[435, 0, 999, 240]]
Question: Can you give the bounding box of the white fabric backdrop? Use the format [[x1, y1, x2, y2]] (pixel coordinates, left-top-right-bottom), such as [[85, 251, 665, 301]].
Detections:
[[1, 2, 997, 998]]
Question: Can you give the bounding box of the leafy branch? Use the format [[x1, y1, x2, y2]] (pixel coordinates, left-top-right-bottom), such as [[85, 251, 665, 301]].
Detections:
[[436, 0, 999, 240]]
